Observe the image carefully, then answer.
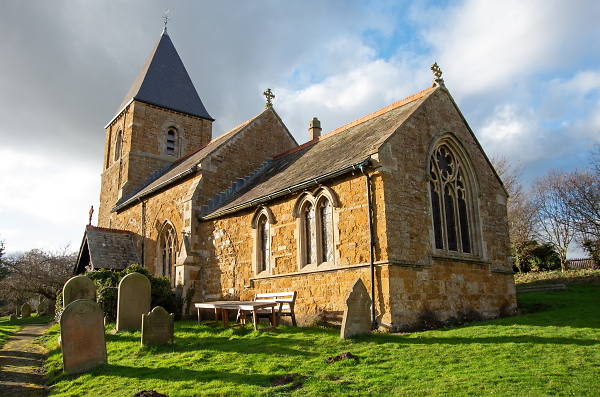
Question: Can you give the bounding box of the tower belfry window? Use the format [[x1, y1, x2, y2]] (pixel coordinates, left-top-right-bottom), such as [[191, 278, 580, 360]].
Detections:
[[114, 131, 123, 162], [166, 129, 176, 156]]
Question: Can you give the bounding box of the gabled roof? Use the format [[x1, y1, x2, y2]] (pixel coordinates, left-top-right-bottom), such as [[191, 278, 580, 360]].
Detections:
[[74, 226, 140, 274], [201, 86, 437, 219], [112, 107, 285, 211], [106, 30, 213, 127]]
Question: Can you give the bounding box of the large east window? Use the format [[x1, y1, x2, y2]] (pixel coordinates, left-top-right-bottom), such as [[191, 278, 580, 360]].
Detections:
[[429, 143, 472, 253]]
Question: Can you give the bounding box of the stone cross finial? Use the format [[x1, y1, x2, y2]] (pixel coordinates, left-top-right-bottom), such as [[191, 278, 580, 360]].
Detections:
[[263, 88, 275, 109], [163, 9, 170, 33], [431, 62, 445, 87], [88, 206, 94, 226]]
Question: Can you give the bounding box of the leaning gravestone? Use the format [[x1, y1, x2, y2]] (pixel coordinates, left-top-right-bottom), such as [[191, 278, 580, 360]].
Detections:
[[21, 303, 31, 318], [141, 306, 174, 346], [9, 314, 17, 321], [340, 278, 372, 339], [37, 300, 48, 316], [63, 275, 96, 307], [116, 272, 151, 331], [47, 299, 56, 317], [60, 300, 107, 374]]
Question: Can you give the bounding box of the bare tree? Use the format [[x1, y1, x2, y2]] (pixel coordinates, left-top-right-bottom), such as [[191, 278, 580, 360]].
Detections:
[[491, 156, 537, 247], [0, 247, 76, 303], [532, 169, 575, 272], [559, 169, 600, 239]]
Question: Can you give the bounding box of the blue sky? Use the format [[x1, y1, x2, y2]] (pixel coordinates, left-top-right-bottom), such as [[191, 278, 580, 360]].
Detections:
[[1, 0, 599, 256]]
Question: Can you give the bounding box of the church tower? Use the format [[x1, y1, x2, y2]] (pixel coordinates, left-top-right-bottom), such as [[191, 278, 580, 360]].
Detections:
[[98, 28, 213, 227]]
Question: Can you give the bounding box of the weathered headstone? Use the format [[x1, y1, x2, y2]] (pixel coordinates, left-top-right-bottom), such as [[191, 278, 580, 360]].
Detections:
[[47, 299, 56, 317], [21, 303, 31, 318], [141, 306, 174, 346], [60, 300, 107, 374], [116, 272, 151, 331], [63, 275, 96, 307], [9, 314, 17, 321], [340, 278, 372, 339], [37, 300, 48, 316]]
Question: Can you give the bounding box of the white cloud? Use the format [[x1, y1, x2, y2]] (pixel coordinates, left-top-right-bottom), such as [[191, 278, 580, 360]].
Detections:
[[0, 148, 99, 228]]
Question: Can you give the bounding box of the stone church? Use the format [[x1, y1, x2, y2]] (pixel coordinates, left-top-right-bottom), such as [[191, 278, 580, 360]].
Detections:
[[75, 28, 517, 329]]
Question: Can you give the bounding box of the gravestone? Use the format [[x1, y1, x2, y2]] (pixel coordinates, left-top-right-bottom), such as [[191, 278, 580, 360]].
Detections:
[[141, 306, 174, 346], [340, 278, 372, 339], [116, 272, 151, 331], [63, 275, 96, 307], [21, 303, 31, 318], [47, 299, 56, 317], [37, 300, 48, 316], [60, 300, 107, 374], [9, 314, 17, 321]]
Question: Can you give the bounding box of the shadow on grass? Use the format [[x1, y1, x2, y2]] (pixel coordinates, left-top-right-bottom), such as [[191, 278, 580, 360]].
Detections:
[[89, 363, 273, 387]]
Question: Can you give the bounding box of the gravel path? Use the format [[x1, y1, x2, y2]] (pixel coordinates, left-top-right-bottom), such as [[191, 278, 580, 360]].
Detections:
[[0, 323, 52, 396]]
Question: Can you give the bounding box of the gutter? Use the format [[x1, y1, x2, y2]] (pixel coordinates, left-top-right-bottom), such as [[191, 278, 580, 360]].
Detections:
[[111, 166, 197, 212], [200, 158, 372, 221]]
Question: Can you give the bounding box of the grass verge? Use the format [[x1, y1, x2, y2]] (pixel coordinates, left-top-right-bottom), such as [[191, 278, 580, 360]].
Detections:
[[43, 283, 600, 396], [515, 268, 600, 286]]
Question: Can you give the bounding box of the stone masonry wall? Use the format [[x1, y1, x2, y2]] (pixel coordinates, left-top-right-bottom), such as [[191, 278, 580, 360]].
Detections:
[[99, 101, 212, 228]]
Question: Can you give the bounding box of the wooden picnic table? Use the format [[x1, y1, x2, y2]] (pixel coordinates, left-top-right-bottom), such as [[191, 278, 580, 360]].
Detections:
[[194, 301, 278, 331]]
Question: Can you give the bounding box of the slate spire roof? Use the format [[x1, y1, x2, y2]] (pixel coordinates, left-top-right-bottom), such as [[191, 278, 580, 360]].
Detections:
[[107, 30, 213, 127]]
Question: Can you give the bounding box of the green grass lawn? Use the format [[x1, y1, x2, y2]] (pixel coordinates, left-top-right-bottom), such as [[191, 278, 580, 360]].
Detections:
[[42, 283, 600, 397]]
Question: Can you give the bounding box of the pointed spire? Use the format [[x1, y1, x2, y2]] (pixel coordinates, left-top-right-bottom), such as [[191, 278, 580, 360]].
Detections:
[[107, 30, 213, 127]]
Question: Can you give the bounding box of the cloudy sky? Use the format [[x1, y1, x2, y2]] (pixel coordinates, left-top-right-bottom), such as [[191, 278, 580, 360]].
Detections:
[[1, 0, 599, 255]]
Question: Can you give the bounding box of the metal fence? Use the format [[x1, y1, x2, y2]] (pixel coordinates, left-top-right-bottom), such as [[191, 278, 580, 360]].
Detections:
[[567, 258, 596, 270]]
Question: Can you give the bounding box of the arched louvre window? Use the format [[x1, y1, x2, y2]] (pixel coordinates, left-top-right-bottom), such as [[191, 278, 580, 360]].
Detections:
[[304, 204, 317, 265], [320, 199, 334, 262], [166, 129, 176, 156], [161, 226, 176, 278], [430, 145, 471, 253], [258, 216, 270, 273]]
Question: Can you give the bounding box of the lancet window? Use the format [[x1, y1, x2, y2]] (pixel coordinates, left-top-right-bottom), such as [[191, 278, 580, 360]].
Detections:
[[258, 215, 270, 273], [251, 206, 274, 276], [114, 130, 123, 162], [166, 128, 177, 156], [293, 187, 339, 269], [429, 144, 472, 253]]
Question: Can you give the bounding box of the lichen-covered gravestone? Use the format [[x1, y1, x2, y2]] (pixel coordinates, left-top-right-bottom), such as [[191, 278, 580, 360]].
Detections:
[[21, 303, 31, 318], [116, 272, 151, 331], [141, 306, 174, 346], [63, 275, 96, 307], [37, 300, 48, 316], [340, 278, 372, 339], [9, 314, 17, 321], [60, 300, 107, 374]]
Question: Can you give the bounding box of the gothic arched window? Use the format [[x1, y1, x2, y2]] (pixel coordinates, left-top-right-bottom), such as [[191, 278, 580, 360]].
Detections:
[[161, 225, 176, 280], [429, 144, 472, 253], [258, 215, 270, 273], [293, 187, 339, 269]]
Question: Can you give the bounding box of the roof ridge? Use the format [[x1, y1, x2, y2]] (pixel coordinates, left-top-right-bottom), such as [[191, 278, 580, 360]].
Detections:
[[172, 111, 263, 165], [273, 86, 435, 160], [86, 225, 132, 235]]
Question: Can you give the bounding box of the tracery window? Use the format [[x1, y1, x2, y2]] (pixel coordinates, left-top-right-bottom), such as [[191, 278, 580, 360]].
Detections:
[[320, 200, 334, 262], [304, 203, 317, 265], [161, 225, 176, 280], [429, 144, 471, 253]]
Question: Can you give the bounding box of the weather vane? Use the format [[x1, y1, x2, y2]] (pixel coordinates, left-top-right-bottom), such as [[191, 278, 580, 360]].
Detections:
[[263, 88, 275, 109], [431, 62, 445, 87], [163, 9, 170, 33]]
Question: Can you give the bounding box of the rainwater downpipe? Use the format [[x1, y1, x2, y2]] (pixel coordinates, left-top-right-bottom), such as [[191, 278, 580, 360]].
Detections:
[[359, 163, 377, 329], [140, 199, 146, 267]]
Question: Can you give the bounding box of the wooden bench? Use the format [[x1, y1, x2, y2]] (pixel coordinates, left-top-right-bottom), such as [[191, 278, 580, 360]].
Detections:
[[239, 292, 297, 326]]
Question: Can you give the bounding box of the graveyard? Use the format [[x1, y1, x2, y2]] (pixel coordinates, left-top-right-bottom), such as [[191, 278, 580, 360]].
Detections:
[[0, 273, 598, 396]]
